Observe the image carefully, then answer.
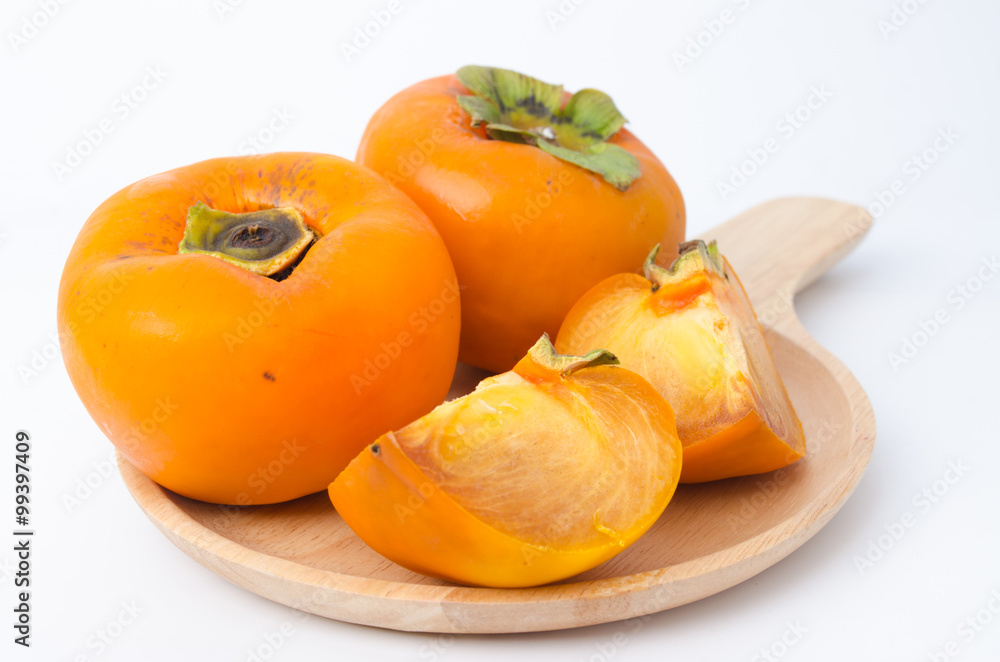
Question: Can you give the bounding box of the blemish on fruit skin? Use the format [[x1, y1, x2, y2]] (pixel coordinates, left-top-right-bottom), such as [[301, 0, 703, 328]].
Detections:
[[263, 371, 276, 382], [371, 444, 380, 455]]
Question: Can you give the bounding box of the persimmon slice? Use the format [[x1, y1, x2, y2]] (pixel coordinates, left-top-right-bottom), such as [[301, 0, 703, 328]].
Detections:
[[556, 241, 806, 483], [329, 336, 682, 588]]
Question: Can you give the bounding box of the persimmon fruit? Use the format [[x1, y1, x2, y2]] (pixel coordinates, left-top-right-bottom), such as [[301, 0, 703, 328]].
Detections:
[[357, 65, 686, 373], [556, 240, 806, 483], [58, 152, 460, 504], [329, 335, 683, 588]]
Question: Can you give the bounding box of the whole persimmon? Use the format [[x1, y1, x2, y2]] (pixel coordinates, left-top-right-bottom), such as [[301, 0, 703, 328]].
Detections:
[[357, 65, 685, 373], [58, 153, 460, 504]]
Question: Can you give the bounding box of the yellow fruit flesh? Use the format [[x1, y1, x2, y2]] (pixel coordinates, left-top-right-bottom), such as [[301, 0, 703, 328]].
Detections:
[[398, 371, 677, 549], [556, 247, 805, 482], [330, 346, 683, 587], [330, 433, 662, 588]]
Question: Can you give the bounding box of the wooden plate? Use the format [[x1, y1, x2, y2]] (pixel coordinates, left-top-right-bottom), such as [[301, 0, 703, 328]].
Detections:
[[118, 197, 877, 633]]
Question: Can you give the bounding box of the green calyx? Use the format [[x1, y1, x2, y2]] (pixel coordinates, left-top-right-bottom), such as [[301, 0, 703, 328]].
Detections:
[[178, 202, 316, 277], [527, 334, 620, 377], [455, 65, 641, 191], [643, 240, 725, 289]]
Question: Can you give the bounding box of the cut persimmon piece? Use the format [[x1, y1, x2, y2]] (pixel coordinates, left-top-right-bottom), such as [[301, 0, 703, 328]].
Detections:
[[329, 335, 682, 588], [556, 240, 806, 483]]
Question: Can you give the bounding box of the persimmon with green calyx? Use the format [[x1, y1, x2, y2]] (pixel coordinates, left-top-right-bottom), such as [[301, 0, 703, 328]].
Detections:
[[58, 153, 460, 505], [556, 240, 806, 483], [357, 65, 686, 373], [329, 335, 683, 588]]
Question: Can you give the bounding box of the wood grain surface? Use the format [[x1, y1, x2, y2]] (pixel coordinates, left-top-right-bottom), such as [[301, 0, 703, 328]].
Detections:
[[117, 196, 877, 633]]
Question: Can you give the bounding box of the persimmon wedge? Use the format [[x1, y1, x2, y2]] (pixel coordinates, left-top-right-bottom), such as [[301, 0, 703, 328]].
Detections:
[[556, 240, 806, 483], [329, 336, 682, 588]]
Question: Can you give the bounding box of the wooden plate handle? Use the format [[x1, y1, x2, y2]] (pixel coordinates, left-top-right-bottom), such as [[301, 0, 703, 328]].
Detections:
[[697, 197, 873, 329]]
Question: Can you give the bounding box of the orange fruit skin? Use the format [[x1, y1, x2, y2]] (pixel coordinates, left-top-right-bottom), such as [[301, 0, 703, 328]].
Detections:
[[556, 257, 805, 483], [330, 352, 682, 588], [680, 410, 804, 483], [329, 435, 633, 588], [356, 75, 686, 373], [57, 153, 460, 504]]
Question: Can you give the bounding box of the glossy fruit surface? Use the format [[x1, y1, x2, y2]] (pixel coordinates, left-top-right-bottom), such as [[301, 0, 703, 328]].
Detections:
[[357, 66, 685, 372], [330, 336, 683, 587], [58, 152, 460, 504], [556, 241, 805, 483]]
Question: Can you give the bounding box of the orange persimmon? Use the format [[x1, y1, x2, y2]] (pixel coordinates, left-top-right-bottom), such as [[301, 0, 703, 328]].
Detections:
[[357, 65, 685, 373], [556, 241, 805, 483], [330, 336, 682, 588], [58, 153, 460, 504]]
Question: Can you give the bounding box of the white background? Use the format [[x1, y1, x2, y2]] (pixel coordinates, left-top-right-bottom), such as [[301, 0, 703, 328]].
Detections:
[[2, 0, 999, 660]]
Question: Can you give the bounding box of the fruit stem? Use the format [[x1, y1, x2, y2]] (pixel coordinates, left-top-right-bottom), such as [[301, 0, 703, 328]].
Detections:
[[454, 65, 641, 191], [644, 240, 724, 289], [525, 334, 619, 377], [178, 202, 316, 277]]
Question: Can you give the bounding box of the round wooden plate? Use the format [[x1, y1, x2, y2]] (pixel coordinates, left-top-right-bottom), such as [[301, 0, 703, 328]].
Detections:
[[117, 197, 877, 633]]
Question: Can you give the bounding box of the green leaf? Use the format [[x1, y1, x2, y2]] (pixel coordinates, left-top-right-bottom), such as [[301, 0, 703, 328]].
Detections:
[[456, 94, 500, 126], [456, 65, 499, 104], [484, 122, 535, 144], [454, 65, 642, 191], [560, 89, 628, 142], [491, 67, 563, 116], [538, 141, 641, 191]]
